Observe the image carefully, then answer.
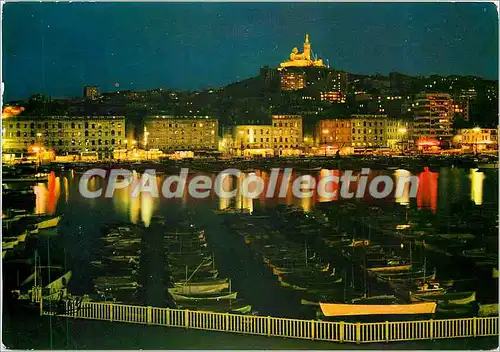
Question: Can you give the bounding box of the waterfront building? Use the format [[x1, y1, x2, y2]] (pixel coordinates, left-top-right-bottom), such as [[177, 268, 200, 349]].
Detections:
[[2, 115, 125, 158], [455, 127, 499, 152], [316, 119, 352, 149], [386, 119, 414, 150], [83, 86, 100, 100], [232, 125, 275, 157], [413, 93, 454, 140], [229, 115, 304, 157], [143, 115, 218, 152], [350, 114, 388, 148], [272, 115, 303, 156]]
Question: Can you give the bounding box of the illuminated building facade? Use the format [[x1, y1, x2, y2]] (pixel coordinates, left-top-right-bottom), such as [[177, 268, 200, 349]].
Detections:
[[413, 93, 454, 140], [232, 125, 274, 157], [279, 69, 306, 91], [2, 116, 125, 157], [144, 115, 218, 152], [455, 128, 499, 151], [83, 86, 100, 100], [320, 91, 343, 103], [230, 115, 304, 156], [453, 98, 470, 122], [350, 114, 388, 148], [316, 119, 352, 148], [272, 115, 303, 155], [386, 119, 414, 150]]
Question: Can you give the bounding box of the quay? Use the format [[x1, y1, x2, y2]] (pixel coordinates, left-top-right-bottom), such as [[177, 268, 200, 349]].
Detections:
[[40, 298, 498, 344]]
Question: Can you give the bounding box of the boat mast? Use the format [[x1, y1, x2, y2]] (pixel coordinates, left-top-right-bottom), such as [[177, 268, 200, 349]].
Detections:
[[34, 250, 37, 287], [343, 270, 347, 301], [305, 240, 308, 268], [423, 257, 427, 281], [48, 238, 53, 349]]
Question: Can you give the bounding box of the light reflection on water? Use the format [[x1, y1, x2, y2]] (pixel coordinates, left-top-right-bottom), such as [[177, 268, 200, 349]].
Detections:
[[470, 169, 485, 206], [32, 167, 494, 224]]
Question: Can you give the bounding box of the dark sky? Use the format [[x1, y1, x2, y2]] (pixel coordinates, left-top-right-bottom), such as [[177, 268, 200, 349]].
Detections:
[[3, 2, 498, 101]]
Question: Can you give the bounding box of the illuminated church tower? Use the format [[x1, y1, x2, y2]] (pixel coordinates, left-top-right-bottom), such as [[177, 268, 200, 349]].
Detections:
[[303, 34, 311, 61], [280, 34, 324, 68]]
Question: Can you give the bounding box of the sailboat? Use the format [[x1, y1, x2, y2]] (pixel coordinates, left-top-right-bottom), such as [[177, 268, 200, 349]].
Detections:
[[12, 251, 71, 304]]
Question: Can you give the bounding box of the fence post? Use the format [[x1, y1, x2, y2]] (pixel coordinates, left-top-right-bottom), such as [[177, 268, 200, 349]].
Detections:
[[310, 320, 315, 340], [339, 322, 344, 342], [166, 308, 170, 327], [109, 304, 113, 322], [225, 313, 230, 332], [473, 317, 477, 337], [385, 321, 389, 342], [429, 319, 434, 340], [147, 306, 152, 325], [267, 316, 271, 337], [184, 310, 189, 329], [356, 322, 361, 344]]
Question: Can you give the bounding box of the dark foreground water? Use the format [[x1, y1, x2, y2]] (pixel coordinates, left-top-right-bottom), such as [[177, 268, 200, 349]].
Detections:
[[2, 165, 498, 349]]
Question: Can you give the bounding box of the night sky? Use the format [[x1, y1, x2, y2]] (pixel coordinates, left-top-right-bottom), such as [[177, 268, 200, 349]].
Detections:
[[3, 2, 498, 101]]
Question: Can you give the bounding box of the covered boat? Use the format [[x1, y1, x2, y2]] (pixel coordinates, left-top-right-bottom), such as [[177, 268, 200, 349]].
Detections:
[[319, 302, 437, 317]]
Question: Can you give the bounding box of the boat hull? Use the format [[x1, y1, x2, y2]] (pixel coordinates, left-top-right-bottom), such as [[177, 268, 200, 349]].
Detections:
[[319, 302, 437, 316]]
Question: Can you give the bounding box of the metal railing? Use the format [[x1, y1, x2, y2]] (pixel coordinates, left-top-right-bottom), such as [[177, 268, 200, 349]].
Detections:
[[41, 299, 498, 343]]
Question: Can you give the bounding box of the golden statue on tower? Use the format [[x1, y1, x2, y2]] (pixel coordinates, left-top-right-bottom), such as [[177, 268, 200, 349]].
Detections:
[[280, 34, 325, 68]]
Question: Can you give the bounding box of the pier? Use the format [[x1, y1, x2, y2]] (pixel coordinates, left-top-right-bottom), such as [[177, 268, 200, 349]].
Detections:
[[41, 298, 498, 344]]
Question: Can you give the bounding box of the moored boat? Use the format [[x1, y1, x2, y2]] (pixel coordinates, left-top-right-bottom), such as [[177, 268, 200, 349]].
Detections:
[[319, 301, 437, 316], [409, 282, 448, 301], [411, 291, 476, 305], [478, 303, 498, 317], [170, 291, 237, 301], [171, 278, 230, 295]]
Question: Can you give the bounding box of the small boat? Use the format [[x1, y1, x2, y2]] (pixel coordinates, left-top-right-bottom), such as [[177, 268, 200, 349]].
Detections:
[[411, 291, 476, 305], [436, 303, 476, 315], [478, 303, 498, 317], [477, 162, 499, 169], [36, 215, 62, 230], [301, 299, 320, 306], [378, 271, 437, 284], [366, 264, 412, 273], [319, 302, 437, 317], [170, 291, 237, 301], [350, 295, 397, 304], [409, 282, 448, 301], [462, 248, 495, 259], [177, 299, 252, 314], [171, 278, 230, 295], [46, 271, 72, 294], [438, 233, 475, 240]]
